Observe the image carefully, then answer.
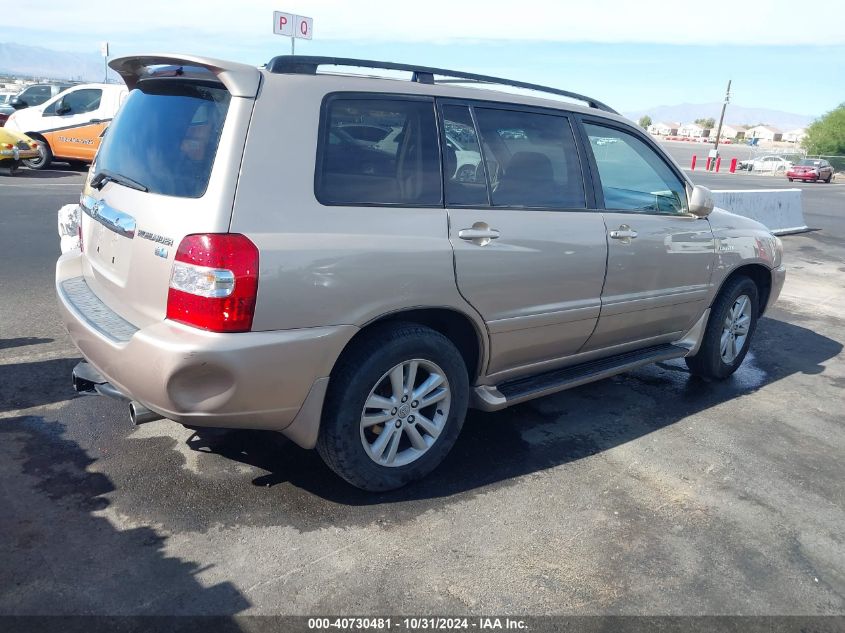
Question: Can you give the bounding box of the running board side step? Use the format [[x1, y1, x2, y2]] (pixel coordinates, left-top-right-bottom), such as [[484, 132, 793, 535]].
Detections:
[[472, 344, 688, 411]]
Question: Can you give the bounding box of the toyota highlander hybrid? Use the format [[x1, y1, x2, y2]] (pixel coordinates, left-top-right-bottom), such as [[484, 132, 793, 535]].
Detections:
[[57, 54, 785, 491]]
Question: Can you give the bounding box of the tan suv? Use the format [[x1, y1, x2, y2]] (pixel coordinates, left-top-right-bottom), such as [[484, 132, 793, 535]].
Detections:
[[57, 54, 786, 491]]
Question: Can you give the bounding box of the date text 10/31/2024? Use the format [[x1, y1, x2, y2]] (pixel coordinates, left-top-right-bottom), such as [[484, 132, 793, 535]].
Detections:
[[307, 617, 528, 630]]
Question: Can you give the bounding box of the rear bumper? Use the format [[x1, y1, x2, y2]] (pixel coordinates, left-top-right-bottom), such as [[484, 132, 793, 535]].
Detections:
[[57, 251, 356, 446]]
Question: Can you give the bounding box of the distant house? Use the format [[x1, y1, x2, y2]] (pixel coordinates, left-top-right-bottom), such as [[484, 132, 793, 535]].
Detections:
[[647, 121, 680, 136], [746, 125, 783, 142], [679, 123, 706, 138], [783, 128, 807, 143], [719, 124, 747, 140]]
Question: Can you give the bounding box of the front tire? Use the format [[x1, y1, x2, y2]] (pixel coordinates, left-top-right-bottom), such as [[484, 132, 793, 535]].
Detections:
[[317, 323, 469, 491], [686, 276, 759, 380], [23, 139, 52, 170]]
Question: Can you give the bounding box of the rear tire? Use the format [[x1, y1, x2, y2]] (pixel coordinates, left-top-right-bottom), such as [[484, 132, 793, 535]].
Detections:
[[317, 322, 469, 492], [685, 276, 759, 380], [23, 138, 52, 170], [788, 178, 793, 182]]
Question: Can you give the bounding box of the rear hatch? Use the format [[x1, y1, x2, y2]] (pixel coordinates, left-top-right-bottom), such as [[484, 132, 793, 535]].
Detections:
[[78, 56, 260, 328]]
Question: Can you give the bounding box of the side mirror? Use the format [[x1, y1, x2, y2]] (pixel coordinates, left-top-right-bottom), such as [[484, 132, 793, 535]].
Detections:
[[10, 97, 27, 110], [56, 104, 71, 116], [689, 185, 714, 218]]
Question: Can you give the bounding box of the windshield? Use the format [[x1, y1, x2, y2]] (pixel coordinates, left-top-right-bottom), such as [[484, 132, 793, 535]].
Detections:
[[93, 79, 231, 198], [798, 159, 822, 166]]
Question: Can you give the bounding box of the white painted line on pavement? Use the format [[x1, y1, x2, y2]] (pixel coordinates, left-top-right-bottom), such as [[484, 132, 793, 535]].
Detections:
[[0, 182, 83, 187]]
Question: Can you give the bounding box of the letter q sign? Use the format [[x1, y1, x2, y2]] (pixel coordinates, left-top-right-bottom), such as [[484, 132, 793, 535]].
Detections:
[[295, 15, 313, 39]]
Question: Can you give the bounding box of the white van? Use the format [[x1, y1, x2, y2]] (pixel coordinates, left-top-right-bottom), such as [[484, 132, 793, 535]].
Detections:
[[4, 83, 128, 169]]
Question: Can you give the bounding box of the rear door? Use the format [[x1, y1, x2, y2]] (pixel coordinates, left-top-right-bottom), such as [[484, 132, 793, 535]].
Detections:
[[79, 69, 254, 327], [443, 101, 608, 377], [579, 119, 715, 351]]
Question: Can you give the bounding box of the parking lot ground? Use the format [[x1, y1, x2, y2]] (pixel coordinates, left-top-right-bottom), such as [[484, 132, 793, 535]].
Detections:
[[1, 167, 844, 616]]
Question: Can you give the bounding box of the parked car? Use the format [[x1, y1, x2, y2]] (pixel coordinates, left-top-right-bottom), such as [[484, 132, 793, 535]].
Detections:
[[9, 83, 75, 110], [4, 83, 128, 169], [58, 55, 785, 491], [0, 93, 14, 126], [0, 127, 40, 174], [787, 158, 834, 183], [738, 155, 793, 173]]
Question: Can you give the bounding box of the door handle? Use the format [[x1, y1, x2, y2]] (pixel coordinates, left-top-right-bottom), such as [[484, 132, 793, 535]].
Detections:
[[458, 224, 500, 246], [609, 225, 638, 241]]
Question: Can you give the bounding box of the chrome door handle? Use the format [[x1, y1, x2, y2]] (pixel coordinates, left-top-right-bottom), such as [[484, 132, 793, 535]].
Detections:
[[458, 224, 500, 246], [609, 225, 638, 241]]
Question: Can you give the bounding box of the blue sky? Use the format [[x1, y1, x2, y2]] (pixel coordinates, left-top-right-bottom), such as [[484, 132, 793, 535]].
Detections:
[[7, 0, 845, 116]]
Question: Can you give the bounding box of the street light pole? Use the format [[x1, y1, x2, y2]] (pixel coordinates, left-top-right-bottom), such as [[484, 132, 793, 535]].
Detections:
[[713, 79, 731, 152]]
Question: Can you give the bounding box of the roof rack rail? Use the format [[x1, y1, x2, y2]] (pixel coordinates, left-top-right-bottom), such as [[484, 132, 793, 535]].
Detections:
[[266, 56, 618, 114]]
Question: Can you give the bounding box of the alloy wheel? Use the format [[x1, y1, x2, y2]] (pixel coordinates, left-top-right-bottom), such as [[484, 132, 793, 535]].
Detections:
[[359, 359, 451, 468], [720, 294, 752, 364]]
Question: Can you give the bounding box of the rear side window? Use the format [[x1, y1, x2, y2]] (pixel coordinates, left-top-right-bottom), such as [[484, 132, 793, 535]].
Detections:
[[441, 104, 488, 206], [585, 123, 687, 214], [474, 108, 586, 209], [94, 79, 230, 198], [316, 97, 442, 206]]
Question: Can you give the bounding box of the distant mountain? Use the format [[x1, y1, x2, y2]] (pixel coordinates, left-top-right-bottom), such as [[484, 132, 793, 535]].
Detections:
[[624, 102, 815, 131], [0, 42, 120, 83]]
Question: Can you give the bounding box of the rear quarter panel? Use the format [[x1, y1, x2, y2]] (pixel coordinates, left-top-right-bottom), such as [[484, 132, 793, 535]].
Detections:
[[230, 74, 487, 355]]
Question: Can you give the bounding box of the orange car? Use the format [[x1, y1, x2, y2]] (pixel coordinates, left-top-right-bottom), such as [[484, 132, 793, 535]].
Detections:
[[4, 83, 127, 169]]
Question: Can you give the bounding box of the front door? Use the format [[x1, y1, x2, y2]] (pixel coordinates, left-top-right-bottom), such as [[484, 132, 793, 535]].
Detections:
[[580, 120, 715, 351], [442, 102, 608, 378], [42, 87, 106, 162]]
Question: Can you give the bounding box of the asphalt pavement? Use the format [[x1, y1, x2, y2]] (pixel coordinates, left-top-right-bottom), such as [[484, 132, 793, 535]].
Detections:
[[1, 163, 843, 618]]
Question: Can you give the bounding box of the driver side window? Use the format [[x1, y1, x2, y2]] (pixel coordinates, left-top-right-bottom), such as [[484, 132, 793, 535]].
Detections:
[[585, 123, 688, 215], [44, 89, 103, 117]]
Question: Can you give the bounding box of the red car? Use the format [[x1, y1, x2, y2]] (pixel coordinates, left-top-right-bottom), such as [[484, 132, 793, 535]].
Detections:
[[787, 159, 834, 183]]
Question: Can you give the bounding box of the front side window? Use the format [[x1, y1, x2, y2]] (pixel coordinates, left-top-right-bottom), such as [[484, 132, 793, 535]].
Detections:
[[45, 89, 102, 116], [585, 123, 687, 214], [21, 85, 52, 106], [474, 108, 586, 209], [317, 98, 441, 206]]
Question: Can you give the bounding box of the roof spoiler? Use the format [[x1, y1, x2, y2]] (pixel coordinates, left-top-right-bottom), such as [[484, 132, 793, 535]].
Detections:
[[109, 54, 261, 98]]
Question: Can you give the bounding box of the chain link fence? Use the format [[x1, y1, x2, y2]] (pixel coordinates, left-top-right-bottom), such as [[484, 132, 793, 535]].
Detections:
[[806, 154, 845, 173]]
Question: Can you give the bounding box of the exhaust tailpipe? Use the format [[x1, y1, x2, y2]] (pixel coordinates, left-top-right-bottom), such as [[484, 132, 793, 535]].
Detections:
[[129, 401, 164, 425]]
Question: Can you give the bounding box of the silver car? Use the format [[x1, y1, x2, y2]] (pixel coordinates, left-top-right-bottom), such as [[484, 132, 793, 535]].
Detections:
[[57, 54, 785, 491]]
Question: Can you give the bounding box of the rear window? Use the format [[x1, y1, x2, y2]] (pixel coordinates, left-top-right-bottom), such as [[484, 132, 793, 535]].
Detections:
[[94, 79, 231, 198]]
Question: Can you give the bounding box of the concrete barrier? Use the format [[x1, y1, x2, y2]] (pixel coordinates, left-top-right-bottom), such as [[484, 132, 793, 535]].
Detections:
[[711, 188, 808, 235]]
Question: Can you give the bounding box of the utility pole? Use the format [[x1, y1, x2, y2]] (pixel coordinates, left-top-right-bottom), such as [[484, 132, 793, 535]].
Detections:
[[713, 79, 731, 152]]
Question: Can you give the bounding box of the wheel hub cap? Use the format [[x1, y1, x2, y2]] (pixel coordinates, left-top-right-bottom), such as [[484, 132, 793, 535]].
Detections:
[[720, 294, 752, 364], [360, 358, 451, 468]]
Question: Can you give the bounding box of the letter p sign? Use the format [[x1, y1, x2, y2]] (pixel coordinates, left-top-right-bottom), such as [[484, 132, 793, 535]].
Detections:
[[273, 11, 294, 36]]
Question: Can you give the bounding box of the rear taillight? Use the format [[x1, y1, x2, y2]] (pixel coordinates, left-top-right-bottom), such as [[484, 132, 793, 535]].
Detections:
[[166, 234, 259, 333]]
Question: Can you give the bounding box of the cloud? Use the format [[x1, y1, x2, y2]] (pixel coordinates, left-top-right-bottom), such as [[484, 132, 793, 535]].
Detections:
[[11, 0, 845, 47]]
